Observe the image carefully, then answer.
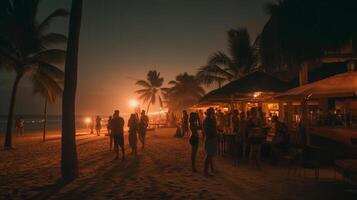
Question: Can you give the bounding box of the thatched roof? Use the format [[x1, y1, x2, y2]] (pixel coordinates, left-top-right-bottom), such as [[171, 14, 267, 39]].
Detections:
[[200, 71, 293, 103]]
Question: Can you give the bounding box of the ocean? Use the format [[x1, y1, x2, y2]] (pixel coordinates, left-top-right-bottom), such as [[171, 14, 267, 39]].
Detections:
[[0, 115, 94, 133], [0, 114, 134, 134]]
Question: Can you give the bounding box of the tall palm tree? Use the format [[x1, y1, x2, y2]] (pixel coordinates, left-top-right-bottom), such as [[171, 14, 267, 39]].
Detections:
[[261, 0, 357, 74], [167, 73, 205, 111], [0, 0, 68, 149], [32, 66, 64, 142], [61, 0, 82, 181], [196, 28, 258, 87], [135, 70, 165, 113]]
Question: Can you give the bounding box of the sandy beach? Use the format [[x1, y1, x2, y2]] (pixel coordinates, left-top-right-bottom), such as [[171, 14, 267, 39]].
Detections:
[[0, 128, 356, 200]]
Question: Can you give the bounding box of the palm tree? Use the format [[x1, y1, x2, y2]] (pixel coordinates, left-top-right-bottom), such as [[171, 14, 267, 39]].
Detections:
[[196, 28, 258, 87], [61, 0, 82, 181], [32, 66, 64, 142], [261, 0, 357, 75], [0, 0, 68, 149], [167, 73, 205, 111], [135, 70, 165, 113]]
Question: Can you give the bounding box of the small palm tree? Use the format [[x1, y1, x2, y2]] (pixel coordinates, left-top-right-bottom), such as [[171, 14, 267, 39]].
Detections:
[[167, 73, 205, 111], [0, 0, 68, 149], [136, 70, 165, 113], [196, 28, 258, 87], [32, 65, 64, 142]]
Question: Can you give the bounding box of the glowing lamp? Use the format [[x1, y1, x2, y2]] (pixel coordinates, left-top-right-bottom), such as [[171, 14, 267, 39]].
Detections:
[[84, 117, 91, 124], [129, 99, 139, 108]]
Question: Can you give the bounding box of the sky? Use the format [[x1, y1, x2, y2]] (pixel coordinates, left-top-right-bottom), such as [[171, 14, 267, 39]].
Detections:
[[0, 0, 271, 116]]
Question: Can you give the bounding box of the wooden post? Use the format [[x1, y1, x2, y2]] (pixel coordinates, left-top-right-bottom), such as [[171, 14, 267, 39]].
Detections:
[[286, 101, 293, 129], [279, 101, 285, 121]]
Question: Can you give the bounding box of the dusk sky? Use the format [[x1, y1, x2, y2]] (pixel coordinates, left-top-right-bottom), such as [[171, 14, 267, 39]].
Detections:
[[0, 0, 271, 116]]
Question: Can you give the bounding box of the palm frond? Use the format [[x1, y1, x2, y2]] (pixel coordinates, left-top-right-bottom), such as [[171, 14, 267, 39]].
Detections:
[[38, 8, 69, 33], [136, 80, 151, 88], [37, 62, 64, 81], [41, 33, 67, 46], [30, 49, 66, 65]]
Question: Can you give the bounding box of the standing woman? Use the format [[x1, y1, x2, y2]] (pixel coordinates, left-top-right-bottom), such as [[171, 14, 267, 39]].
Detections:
[[203, 108, 218, 176], [107, 116, 113, 150], [95, 115, 102, 136], [138, 110, 149, 149], [189, 112, 200, 172], [128, 114, 138, 155]]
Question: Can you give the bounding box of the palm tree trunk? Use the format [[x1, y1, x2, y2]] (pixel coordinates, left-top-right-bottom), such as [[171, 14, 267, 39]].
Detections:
[[4, 73, 22, 149], [146, 102, 151, 114], [61, 0, 82, 181], [42, 97, 48, 142]]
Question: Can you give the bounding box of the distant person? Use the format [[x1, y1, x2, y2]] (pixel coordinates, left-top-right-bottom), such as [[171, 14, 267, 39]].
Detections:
[[232, 110, 239, 134], [271, 116, 289, 163], [128, 114, 138, 155], [90, 117, 95, 134], [15, 117, 24, 136], [96, 116, 102, 136], [107, 116, 113, 150], [111, 110, 125, 160], [182, 110, 189, 137], [203, 108, 218, 176], [138, 110, 149, 149], [189, 112, 200, 172]]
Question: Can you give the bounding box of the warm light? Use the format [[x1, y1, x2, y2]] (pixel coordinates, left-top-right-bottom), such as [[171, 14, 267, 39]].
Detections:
[[129, 99, 139, 108], [253, 92, 261, 98], [84, 117, 91, 124]]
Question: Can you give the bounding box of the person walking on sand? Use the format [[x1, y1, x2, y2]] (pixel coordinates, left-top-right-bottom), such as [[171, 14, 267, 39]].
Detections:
[[128, 114, 138, 155], [182, 110, 189, 137], [138, 110, 149, 149], [203, 107, 218, 176], [189, 112, 200, 172], [111, 110, 125, 160], [107, 116, 113, 150], [96, 115, 102, 136]]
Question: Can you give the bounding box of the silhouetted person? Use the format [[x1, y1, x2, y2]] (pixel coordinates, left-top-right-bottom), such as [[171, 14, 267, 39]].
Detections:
[[111, 110, 125, 160], [139, 110, 149, 149], [90, 116, 95, 134], [96, 115, 102, 136], [182, 110, 189, 137], [203, 107, 218, 176], [189, 112, 200, 172], [15, 117, 24, 136], [128, 113, 138, 155], [107, 116, 113, 150], [271, 116, 288, 163]]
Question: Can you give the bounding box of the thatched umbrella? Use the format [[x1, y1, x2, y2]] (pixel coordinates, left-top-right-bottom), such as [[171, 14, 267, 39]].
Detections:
[[276, 72, 357, 99]]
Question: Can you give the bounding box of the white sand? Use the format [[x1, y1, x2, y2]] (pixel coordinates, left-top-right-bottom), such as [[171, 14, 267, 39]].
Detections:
[[0, 128, 356, 200]]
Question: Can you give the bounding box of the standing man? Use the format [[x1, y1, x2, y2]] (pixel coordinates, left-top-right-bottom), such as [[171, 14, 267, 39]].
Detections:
[[138, 110, 149, 149], [111, 110, 125, 160], [95, 115, 102, 136], [203, 107, 218, 176]]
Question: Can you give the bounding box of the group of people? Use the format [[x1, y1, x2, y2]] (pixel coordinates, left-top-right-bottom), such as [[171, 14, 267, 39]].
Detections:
[[178, 108, 219, 175], [106, 110, 149, 160], [182, 106, 290, 173]]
